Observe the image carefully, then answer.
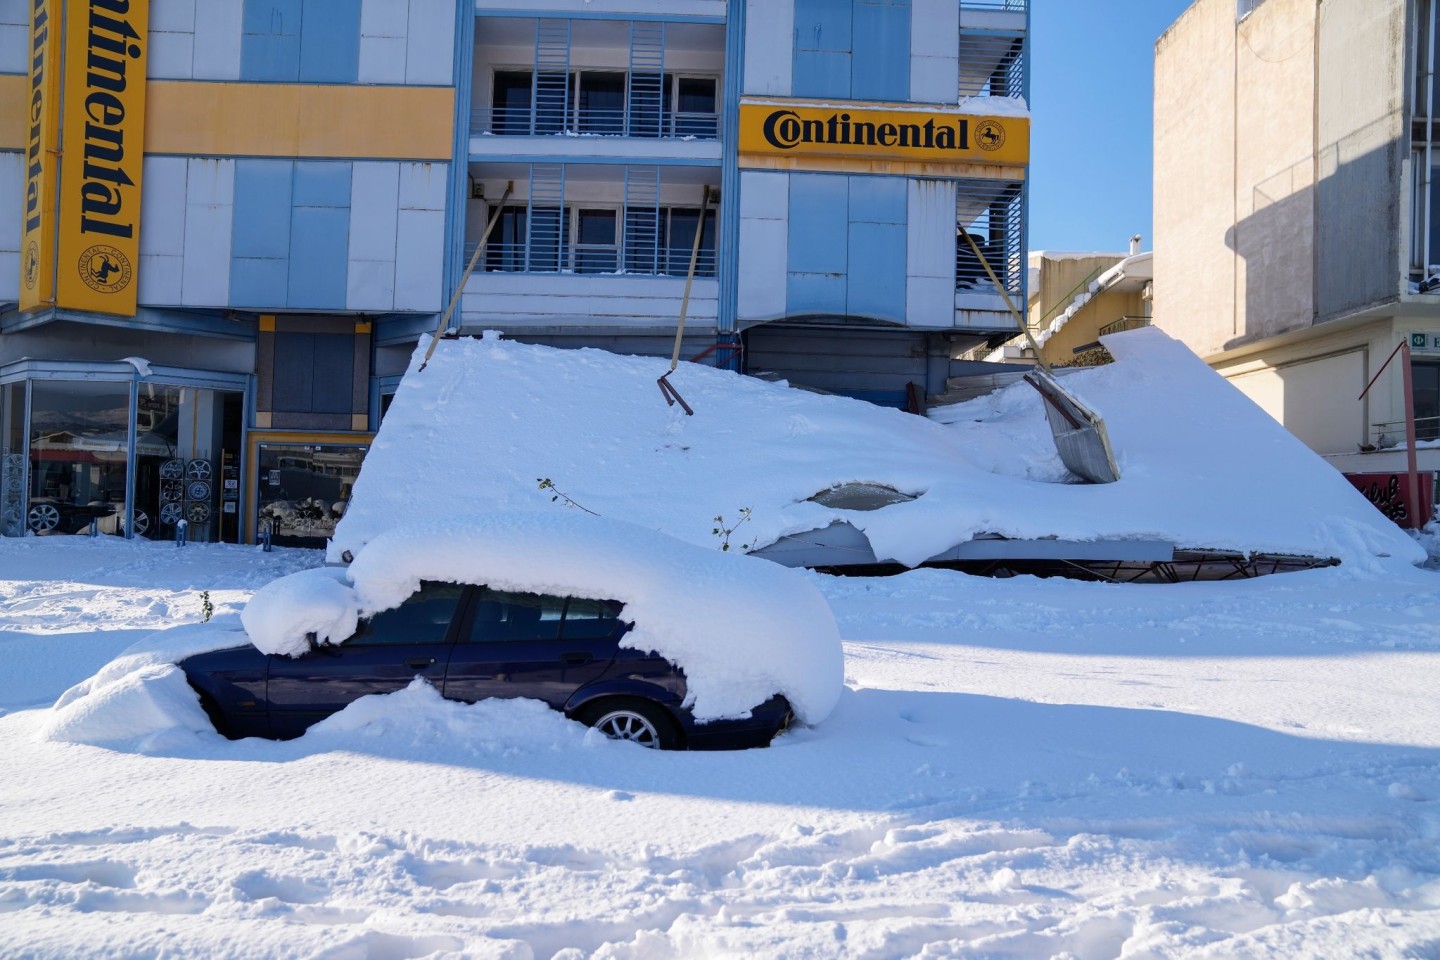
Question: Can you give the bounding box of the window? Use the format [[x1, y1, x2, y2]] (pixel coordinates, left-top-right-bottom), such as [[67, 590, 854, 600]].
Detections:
[[485, 68, 719, 139], [577, 71, 626, 134], [663, 207, 718, 277], [559, 597, 626, 641], [479, 199, 719, 277], [348, 582, 465, 646], [674, 77, 718, 137], [492, 71, 533, 135], [466, 588, 564, 642], [1416, 360, 1440, 442], [574, 208, 619, 273]]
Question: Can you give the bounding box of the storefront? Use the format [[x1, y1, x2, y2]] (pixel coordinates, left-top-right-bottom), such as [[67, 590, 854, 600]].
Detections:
[[0, 363, 249, 543]]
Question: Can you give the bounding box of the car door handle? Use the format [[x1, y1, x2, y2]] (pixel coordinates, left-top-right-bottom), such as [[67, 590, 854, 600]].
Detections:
[[406, 657, 436, 669], [560, 652, 593, 665]]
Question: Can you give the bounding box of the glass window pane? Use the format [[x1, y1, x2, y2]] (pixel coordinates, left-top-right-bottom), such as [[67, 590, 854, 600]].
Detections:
[[255, 442, 366, 548], [577, 209, 616, 245], [492, 71, 532, 134], [27, 380, 131, 537], [578, 72, 625, 134], [677, 77, 716, 114], [466, 588, 564, 642], [1, 383, 24, 538], [349, 582, 465, 646], [560, 597, 625, 640]]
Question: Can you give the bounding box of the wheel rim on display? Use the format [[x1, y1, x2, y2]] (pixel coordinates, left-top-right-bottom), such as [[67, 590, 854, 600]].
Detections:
[[128, 510, 149, 536], [160, 502, 184, 526], [160, 459, 184, 480], [27, 503, 60, 533], [591, 709, 662, 748], [185, 460, 212, 481], [187, 481, 211, 502], [161, 480, 184, 502], [187, 502, 211, 524]]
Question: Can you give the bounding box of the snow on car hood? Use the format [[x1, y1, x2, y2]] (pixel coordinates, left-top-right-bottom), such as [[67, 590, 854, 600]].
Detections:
[[242, 512, 845, 725]]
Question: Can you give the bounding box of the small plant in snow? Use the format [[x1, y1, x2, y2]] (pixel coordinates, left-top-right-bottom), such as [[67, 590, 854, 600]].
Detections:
[[536, 478, 600, 516], [200, 590, 214, 623], [712, 507, 755, 552]]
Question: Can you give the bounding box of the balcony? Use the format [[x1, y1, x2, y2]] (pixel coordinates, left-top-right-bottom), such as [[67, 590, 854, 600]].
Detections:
[[471, 17, 725, 162]]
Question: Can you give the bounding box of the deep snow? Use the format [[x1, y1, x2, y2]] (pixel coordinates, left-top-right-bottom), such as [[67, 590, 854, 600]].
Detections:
[[3, 533, 1440, 958], [4, 329, 1439, 957], [330, 329, 1423, 571]]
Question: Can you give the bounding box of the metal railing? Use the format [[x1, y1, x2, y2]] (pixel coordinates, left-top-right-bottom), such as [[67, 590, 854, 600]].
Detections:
[[961, 0, 1027, 10], [464, 240, 717, 278], [956, 181, 1025, 298], [1371, 416, 1440, 445], [1097, 315, 1151, 337], [472, 105, 720, 140]]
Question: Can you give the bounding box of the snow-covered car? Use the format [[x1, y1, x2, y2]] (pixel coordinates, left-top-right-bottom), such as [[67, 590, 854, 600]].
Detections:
[[184, 514, 844, 750]]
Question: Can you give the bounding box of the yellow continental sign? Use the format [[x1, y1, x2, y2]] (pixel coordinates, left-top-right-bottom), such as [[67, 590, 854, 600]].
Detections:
[[19, 0, 62, 311], [738, 98, 1029, 169], [56, 0, 149, 317]]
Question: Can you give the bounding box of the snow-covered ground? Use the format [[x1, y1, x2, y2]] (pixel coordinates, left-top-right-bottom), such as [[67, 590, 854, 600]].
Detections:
[[4, 535, 1440, 958], [5, 330, 1438, 957]]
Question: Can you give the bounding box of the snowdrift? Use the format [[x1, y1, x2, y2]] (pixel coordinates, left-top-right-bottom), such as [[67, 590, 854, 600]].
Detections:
[[332, 328, 1422, 569]]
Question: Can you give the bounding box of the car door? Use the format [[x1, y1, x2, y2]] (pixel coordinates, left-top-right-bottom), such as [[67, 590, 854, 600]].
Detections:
[[265, 581, 467, 738], [442, 589, 623, 709]]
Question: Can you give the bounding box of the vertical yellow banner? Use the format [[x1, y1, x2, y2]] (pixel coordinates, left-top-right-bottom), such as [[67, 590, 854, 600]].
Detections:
[[19, 0, 62, 312], [56, 0, 149, 317]]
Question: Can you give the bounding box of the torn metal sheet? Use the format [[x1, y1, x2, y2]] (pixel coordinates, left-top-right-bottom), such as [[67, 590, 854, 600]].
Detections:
[[1023, 369, 1121, 484]]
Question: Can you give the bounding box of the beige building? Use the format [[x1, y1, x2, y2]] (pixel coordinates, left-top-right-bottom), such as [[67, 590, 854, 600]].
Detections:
[[1153, 0, 1440, 481]]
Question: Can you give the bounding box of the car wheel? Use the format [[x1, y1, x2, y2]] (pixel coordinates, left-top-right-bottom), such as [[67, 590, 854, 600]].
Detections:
[[27, 503, 60, 533], [580, 698, 679, 750]]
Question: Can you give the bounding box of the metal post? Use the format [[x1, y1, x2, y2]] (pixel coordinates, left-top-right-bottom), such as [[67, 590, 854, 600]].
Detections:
[[176, 517, 187, 547], [1400, 340, 1424, 528], [261, 518, 273, 553]]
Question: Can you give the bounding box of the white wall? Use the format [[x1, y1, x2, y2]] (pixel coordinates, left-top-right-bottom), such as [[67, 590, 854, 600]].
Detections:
[[461, 273, 717, 326], [743, 0, 792, 96], [906, 179, 956, 328], [347, 162, 400, 310], [0, 0, 25, 75], [909, 0, 959, 102], [147, 0, 243, 80], [394, 162, 447, 311], [476, 0, 724, 16], [180, 158, 235, 307], [737, 170, 787, 323], [1227, 348, 1368, 455]]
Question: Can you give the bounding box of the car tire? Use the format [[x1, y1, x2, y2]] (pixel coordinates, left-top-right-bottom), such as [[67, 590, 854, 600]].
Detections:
[[579, 698, 680, 750]]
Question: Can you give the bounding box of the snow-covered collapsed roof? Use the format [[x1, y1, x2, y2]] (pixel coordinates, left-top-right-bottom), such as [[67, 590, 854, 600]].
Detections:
[[249, 514, 844, 725], [332, 328, 1423, 570]]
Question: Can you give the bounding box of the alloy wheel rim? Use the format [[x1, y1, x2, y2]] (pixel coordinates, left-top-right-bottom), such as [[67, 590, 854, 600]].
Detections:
[[594, 710, 661, 748]]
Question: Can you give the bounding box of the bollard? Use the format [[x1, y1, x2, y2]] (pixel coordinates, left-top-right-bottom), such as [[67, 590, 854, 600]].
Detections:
[[176, 518, 188, 547], [261, 519, 273, 553]]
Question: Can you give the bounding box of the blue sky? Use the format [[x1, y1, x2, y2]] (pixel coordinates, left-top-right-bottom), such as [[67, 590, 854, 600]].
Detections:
[[1027, 0, 1195, 253]]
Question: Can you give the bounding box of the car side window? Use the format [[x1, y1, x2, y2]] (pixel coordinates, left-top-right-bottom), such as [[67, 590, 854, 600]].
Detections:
[[347, 581, 466, 646], [465, 588, 564, 642], [559, 597, 626, 640]]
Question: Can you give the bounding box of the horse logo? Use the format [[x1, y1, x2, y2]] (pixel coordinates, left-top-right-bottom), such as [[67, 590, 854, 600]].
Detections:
[[78, 244, 132, 294], [975, 120, 1006, 152]]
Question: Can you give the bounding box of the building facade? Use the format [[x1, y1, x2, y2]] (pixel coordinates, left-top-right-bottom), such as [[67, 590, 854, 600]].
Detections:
[[1, 0, 1029, 546], [1153, 0, 1440, 489]]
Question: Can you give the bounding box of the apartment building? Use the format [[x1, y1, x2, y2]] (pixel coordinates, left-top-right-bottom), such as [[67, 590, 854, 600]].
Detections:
[[0, 0, 1029, 546], [1153, 0, 1440, 495]]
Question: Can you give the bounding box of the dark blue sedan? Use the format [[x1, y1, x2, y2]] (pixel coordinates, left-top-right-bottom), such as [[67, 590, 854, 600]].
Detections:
[[181, 580, 792, 749]]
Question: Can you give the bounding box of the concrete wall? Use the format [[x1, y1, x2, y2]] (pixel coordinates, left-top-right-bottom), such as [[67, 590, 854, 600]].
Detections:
[[1153, 0, 1241, 357], [1314, 0, 1406, 322]]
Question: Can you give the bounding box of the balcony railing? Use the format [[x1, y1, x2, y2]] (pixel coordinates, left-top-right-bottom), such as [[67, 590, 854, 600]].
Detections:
[[1098, 316, 1151, 337], [472, 106, 720, 140], [961, 0, 1027, 10], [465, 240, 718, 278]]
